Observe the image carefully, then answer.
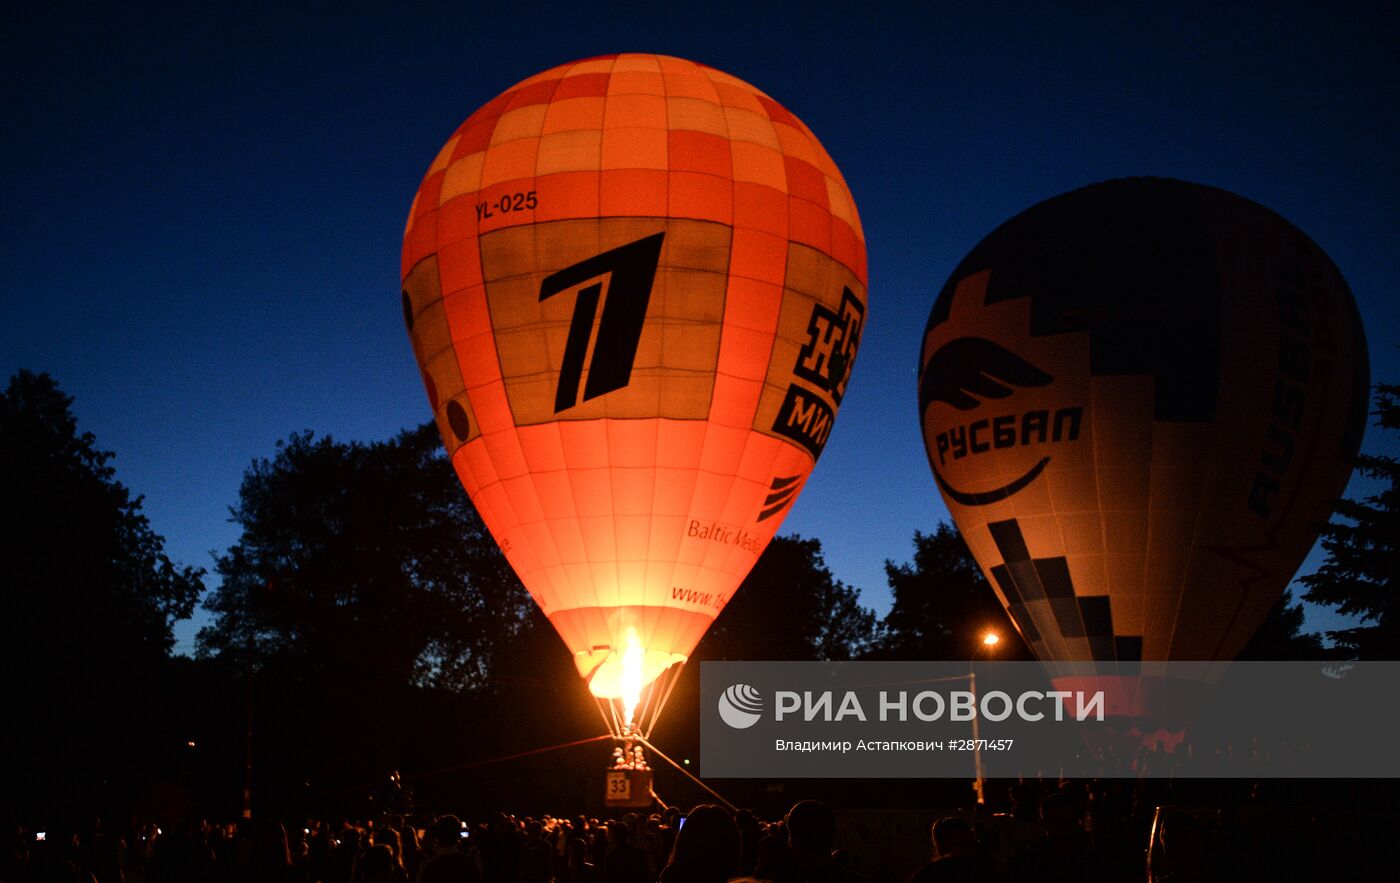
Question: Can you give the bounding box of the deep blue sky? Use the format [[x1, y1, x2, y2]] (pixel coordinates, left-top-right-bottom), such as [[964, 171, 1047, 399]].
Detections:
[[4, 2, 1396, 653]]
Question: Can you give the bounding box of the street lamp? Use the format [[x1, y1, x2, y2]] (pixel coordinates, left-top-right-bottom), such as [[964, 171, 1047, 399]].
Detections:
[[971, 629, 1003, 805]]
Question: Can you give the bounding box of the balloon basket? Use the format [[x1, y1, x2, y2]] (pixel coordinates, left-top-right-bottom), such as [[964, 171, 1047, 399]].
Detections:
[[603, 767, 654, 808]]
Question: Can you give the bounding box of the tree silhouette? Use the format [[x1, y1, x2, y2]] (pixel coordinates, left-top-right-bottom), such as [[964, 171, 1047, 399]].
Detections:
[[694, 534, 878, 662], [1300, 380, 1400, 659], [875, 523, 1033, 660], [1, 370, 203, 663], [1237, 589, 1326, 660], [1, 370, 203, 812], [198, 423, 532, 688], [193, 423, 541, 801]]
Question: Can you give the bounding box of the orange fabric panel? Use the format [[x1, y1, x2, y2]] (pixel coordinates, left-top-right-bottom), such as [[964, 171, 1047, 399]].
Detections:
[[504, 78, 561, 111], [712, 81, 764, 113], [599, 169, 669, 216], [663, 74, 722, 104], [668, 130, 732, 177], [435, 193, 479, 247], [718, 327, 774, 382], [667, 172, 732, 225], [708, 375, 763, 429], [451, 113, 501, 160], [415, 172, 445, 220], [782, 156, 829, 208], [728, 229, 789, 285], [536, 130, 603, 176], [654, 420, 706, 469], [534, 171, 601, 223], [436, 237, 483, 295], [603, 93, 668, 130], [542, 97, 606, 135], [756, 95, 802, 129], [552, 73, 611, 100], [788, 197, 833, 251], [517, 423, 569, 473], [732, 181, 789, 237], [830, 218, 866, 286], [491, 105, 550, 146], [723, 275, 783, 333], [601, 126, 669, 171], [480, 138, 539, 188], [401, 209, 437, 278]]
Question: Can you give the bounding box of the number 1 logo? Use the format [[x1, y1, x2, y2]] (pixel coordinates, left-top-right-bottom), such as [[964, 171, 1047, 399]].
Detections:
[[539, 232, 666, 413]]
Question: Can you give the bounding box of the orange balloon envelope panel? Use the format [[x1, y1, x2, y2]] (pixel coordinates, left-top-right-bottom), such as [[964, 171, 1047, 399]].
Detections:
[[402, 54, 866, 702], [919, 178, 1367, 664]]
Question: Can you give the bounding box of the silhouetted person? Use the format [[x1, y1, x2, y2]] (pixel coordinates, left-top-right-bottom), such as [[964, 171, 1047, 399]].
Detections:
[[562, 836, 598, 883], [480, 813, 521, 883], [658, 806, 741, 883], [1007, 792, 1092, 883], [735, 810, 763, 875], [418, 816, 479, 883], [374, 825, 408, 871], [245, 818, 299, 883], [636, 816, 665, 877], [148, 820, 217, 883], [752, 821, 789, 882], [906, 818, 988, 883], [990, 782, 1041, 875], [520, 820, 554, 883], [560, 839, 599, 883], [783, 801, 861, 883], [399, 820, 423, 879], [602, 822, 649, 883], [331, 824, 366, 883], [359, 843, 411, 883]]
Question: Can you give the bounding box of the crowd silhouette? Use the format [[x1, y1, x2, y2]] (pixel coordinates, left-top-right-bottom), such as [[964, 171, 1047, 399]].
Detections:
[[4, 774, 1391, 883]]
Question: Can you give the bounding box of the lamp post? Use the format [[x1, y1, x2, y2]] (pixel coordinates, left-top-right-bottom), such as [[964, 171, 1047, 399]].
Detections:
[[243, 618, 254, 820], [241, 578, 274, 821], [970, 631, 1001, 805]]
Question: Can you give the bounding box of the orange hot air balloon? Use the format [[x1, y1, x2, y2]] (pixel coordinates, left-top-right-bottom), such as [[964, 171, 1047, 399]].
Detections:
[[918, 178, 1368, 667], [401, 54, 865, 728]]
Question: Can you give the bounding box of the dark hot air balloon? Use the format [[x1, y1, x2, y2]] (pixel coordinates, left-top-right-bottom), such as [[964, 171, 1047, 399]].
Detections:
[[919, 177, 1367, 667], [918, 177, 1366, 755], [920, 178, 1368, 752]]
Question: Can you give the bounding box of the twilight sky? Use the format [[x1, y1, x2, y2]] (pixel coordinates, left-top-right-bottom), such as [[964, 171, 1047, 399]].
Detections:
[[3, 1, 1396, 653]]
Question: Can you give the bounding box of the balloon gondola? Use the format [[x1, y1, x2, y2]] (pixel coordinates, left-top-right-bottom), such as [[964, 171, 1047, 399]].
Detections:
[[401, 53, 865, 742]]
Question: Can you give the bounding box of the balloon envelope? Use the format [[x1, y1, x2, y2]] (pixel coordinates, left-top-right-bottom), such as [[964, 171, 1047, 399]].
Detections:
[[919, 178, 1367, 663], [402, 54, 865, 697]]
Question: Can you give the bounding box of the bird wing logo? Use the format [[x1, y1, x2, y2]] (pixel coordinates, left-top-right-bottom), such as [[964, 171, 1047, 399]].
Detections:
[[918, 337, 1053, 414], [920, 337, 1063, 507]]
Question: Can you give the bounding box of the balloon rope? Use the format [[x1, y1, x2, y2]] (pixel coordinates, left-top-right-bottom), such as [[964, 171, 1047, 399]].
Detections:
[[648, 785, 672, 813], [406, 733, 613, 780], [596, 695, 621, 737], [642, 661, 686, 739], [635, 734, 737, 812]]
